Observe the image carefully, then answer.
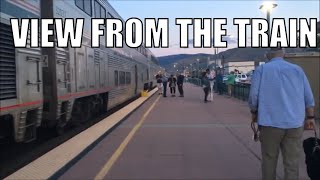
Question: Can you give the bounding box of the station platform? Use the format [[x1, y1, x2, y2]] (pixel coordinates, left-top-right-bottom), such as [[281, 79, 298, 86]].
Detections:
[[6, 84, 314, 180], [54, 83, 312, 180]]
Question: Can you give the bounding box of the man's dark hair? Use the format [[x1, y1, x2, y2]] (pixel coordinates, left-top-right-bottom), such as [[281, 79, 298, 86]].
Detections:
[[202, 72, 207, 77]]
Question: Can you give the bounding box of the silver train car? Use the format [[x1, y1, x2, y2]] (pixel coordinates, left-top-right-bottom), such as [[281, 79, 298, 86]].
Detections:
[[0, 0, 160, 143]]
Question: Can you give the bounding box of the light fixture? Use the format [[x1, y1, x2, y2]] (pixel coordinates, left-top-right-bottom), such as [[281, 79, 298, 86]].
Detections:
[[259, 1, 278, 13]]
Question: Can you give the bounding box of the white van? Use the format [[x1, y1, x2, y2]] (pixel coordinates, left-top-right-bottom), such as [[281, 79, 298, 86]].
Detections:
[[235, 74, 248, 83]]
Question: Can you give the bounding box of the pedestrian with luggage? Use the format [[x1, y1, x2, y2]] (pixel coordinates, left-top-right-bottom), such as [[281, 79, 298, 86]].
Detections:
[[303, 127, 320, 180], [248, 48, 315, 180]]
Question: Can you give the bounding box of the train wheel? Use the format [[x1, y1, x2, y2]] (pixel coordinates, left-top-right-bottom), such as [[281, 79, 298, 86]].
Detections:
[[56, 119, 67, 135], [72, 100, 91, 125]]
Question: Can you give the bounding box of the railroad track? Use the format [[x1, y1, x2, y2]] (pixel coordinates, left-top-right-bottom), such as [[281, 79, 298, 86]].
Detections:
[[0, 95, 141, 179]]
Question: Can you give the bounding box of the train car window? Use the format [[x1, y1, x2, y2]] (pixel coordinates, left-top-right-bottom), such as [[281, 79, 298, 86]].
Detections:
[[121, 24, 126, 43], [114, 70, 118, 86], [126, 72, 131, 84], [101, 7, 106, 18], [94, 0, 106, 18], [75, 0, 92, 16], [75, 0, 84, 9], [119, 71, 125, 85], [144, 48, 147, 57], [94, 1, 100, 18], [84, 0, 92, 16]]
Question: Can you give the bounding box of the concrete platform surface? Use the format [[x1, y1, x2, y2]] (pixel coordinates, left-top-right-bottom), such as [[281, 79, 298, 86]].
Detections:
[[5, 89, 158, 180], [59, 83, 313, 180]]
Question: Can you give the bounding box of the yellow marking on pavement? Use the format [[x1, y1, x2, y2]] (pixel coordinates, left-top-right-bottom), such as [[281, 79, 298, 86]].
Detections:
[[94, 95, 161, 180]]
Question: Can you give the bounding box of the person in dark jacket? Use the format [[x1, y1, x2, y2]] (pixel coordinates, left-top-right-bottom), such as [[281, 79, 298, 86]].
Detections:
[[216, 69, 224, 95], [156, 74, 163, 95], [168, 75, 177, 97], [161, 75, 168, 97], [201, 72, 210, 103], [177, 73, 185, 97]]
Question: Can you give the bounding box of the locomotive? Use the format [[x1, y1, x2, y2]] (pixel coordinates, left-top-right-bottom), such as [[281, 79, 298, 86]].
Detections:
[[0, 0, 160, 143]]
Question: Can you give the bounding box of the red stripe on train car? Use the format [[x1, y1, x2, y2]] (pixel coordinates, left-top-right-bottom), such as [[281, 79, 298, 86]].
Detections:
[[1, 86, 117, 111], [58, 87, 113, 100], [0, 100, 43, 111], [10, 0, 40, 14]]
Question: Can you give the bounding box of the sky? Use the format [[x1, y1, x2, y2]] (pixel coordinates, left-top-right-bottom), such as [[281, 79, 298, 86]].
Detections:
[[108, 0, 320, 57]]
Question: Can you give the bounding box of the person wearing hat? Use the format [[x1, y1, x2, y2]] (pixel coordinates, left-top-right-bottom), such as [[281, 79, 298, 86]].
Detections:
[[248, 47, 315, 180]]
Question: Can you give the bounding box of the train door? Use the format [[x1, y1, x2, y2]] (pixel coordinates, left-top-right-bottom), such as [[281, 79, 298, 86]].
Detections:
[[75, 47, 87, 91], [134, 65, 138, 94], [18, 53, 43, 102], [56, 48, 71, 94]]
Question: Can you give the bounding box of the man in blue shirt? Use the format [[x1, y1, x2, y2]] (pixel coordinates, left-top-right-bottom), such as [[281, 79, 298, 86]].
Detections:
[[249, 48, 316, 180]]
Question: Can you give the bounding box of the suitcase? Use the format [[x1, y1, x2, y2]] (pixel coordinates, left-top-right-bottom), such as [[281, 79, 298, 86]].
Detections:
[[303, 129, 320, 180]]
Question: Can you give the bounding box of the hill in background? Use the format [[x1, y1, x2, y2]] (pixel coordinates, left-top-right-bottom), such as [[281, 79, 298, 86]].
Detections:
[[158, 47, 306, 72]]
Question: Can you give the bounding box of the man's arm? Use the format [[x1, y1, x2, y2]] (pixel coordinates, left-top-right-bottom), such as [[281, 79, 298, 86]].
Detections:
[[303, 71, 315, 109], [248, 67, 262, 112], [302, 71, 316, 129]]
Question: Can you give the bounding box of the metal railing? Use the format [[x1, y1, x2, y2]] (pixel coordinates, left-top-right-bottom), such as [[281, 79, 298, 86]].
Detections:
[[188, 78, 202, 86], [188, 78, 251, 101], [232, 82, 251, 101]]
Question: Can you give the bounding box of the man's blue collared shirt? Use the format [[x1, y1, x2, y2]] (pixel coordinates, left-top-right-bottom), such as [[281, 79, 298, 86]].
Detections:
[[248, 57, 315, 129]]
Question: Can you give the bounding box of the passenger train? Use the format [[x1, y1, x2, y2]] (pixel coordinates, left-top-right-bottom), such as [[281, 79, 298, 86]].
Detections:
[[0, 0, 160, 143]]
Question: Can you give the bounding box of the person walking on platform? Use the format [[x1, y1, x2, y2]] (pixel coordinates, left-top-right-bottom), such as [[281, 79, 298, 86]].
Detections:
[[206, 69, 214, 101], [168, 75, 177, 97], [161, 74, 168, 97], [216, 69, 224, 95], [248, 48, 315, 180], [201, 72, 210, 103], [177, 73, 185, 97], [156, 74, 163, 95], [226, 71, 235, 97]]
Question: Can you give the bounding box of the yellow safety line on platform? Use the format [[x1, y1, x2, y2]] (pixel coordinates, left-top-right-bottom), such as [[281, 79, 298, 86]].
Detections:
[[94, 95, 161, 180]]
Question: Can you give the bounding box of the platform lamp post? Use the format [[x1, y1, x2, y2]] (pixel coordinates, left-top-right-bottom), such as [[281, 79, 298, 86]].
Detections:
[[196, 59, 200, 78], [214, 48, 219, 74], [259, 1, 278, 38], [173, 63, 179, 74], [174, 62, 184, 74]]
